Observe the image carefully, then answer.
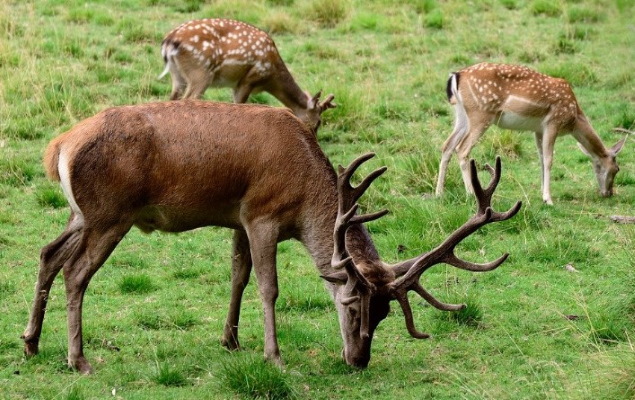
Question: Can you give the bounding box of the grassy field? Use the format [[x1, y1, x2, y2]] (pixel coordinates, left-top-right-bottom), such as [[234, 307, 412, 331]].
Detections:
[[1, 0, 634, 399]]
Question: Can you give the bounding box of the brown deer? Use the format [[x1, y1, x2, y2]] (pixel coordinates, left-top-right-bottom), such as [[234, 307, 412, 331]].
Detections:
[[436, 62, 627, 205], [159, 18, 335, 132], [22, 100, 520, 374]]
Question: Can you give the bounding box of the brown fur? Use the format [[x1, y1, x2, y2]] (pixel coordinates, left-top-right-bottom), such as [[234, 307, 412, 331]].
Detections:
[[24, 100, 392, 373]]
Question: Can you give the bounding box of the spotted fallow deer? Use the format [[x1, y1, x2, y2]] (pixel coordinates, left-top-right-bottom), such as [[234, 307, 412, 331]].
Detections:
[[159, 18, 335, 132], [22, 100, 520, 374], [435, 62, 627, 205]]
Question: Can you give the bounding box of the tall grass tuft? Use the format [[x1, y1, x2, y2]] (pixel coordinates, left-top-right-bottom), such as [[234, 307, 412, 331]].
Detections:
[[0, 158, 39, 186], [153, 363, 188, 387], [434, 294, 484, 328], [65, 386, 84, 400], [567, 6, 604, 23], [262, 11, 300, 34], [305, 0, 349, 27], [219, 355, 297, 399], [119, 274, 155, 294], [423, 9, 444, 29], [530, 0, 561, 16], [36, 185, 67, 208]]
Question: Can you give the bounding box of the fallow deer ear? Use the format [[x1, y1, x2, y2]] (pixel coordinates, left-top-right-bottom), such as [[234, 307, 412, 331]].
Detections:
[[611, 136, 627, 155], [320, 271, 348, 284]]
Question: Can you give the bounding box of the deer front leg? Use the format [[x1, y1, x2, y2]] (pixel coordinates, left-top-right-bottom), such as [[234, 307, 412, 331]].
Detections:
[[22, 224, 82, 356], [246, 221, 282, 365], [540, 127, 557, 205], [534, 131, 547, 201], [222, 229, 253, 350]]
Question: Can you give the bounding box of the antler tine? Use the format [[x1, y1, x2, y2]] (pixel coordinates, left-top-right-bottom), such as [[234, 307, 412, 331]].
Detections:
[[445, 252, 510, 272], [471, 156, 502, 214], [320, 94, 336, 111], [389, 157, 521, 339], [337, 153, 388, 208], [411, 282, 465, 311], [393, 292, 430, 339]]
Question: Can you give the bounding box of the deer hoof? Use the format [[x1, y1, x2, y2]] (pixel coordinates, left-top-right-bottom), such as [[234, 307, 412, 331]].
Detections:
[[22, 338, 39, 356], [70, 357, 93, 375], [221, 337, 240, 351]]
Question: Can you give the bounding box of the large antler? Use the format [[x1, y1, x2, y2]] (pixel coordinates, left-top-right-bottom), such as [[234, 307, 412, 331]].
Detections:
[[331, 153, 388, 338], [390, 157, 521, 339]]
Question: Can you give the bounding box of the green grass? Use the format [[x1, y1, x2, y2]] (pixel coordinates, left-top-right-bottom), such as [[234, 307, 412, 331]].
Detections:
[[219, 355, 297, 399], [0, 0, 634, 399]]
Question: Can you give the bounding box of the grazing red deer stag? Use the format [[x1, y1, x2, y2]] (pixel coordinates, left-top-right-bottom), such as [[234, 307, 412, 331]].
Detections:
[[436, 62, 627, 205], [159, 18, 335, 132], [22, 100, 520, 374]]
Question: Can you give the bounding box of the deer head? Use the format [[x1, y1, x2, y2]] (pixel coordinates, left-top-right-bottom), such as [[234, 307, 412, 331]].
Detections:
[[323, 154, 521, 367]]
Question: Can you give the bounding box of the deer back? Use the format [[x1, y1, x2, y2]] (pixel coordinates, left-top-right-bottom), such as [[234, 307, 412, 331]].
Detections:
[[46, 101, 336, 234]]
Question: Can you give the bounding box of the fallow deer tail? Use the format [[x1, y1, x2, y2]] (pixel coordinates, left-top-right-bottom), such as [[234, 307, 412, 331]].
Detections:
[[446, 72, 460, 105]]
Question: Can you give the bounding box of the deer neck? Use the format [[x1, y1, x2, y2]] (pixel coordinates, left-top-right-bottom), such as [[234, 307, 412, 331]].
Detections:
[[572, 115, 610, 161], [267, 61, 310, 114]]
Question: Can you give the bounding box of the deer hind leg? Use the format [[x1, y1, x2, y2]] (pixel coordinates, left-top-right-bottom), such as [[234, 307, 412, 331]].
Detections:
[[63, 223, 131, 374], [232, 84, 254, 103], [244, 219, 282, 365], [22, 213, 83, 356], [436, 103, 470, 196], [167, 57, 187, 100], [222, 229, 253, 350], [175, 57, 210, 100], [456, 119, 492, 194]]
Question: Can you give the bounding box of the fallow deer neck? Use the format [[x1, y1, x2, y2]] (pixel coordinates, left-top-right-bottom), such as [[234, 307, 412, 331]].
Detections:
[[267, 61, 309, 113], [573, 122, 610, 161]]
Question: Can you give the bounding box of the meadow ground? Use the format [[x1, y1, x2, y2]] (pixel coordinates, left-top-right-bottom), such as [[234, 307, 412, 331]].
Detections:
[[0, 0, 634, 399]]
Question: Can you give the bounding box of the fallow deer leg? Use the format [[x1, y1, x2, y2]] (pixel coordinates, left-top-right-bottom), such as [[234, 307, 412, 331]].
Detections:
[[22, 214, 83, 356], [182, 67, 210, 99], [222, 229, 253, 350], [437, 104, 469, 196], [63, 223, 131, 374], [167, 65, 186, 101], [233, 83, 254, 104], [456, 120, 491, 194], [534, 131, 545, 198], [540, 127, 558, 205]]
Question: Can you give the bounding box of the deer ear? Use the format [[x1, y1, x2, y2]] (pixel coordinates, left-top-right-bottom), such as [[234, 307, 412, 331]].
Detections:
[[611, 136, 627, 155], [321, 271, 348, 284]]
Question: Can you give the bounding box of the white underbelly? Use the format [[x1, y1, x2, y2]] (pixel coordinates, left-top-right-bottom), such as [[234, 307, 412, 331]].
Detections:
[[495, 111, 543, 132]]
